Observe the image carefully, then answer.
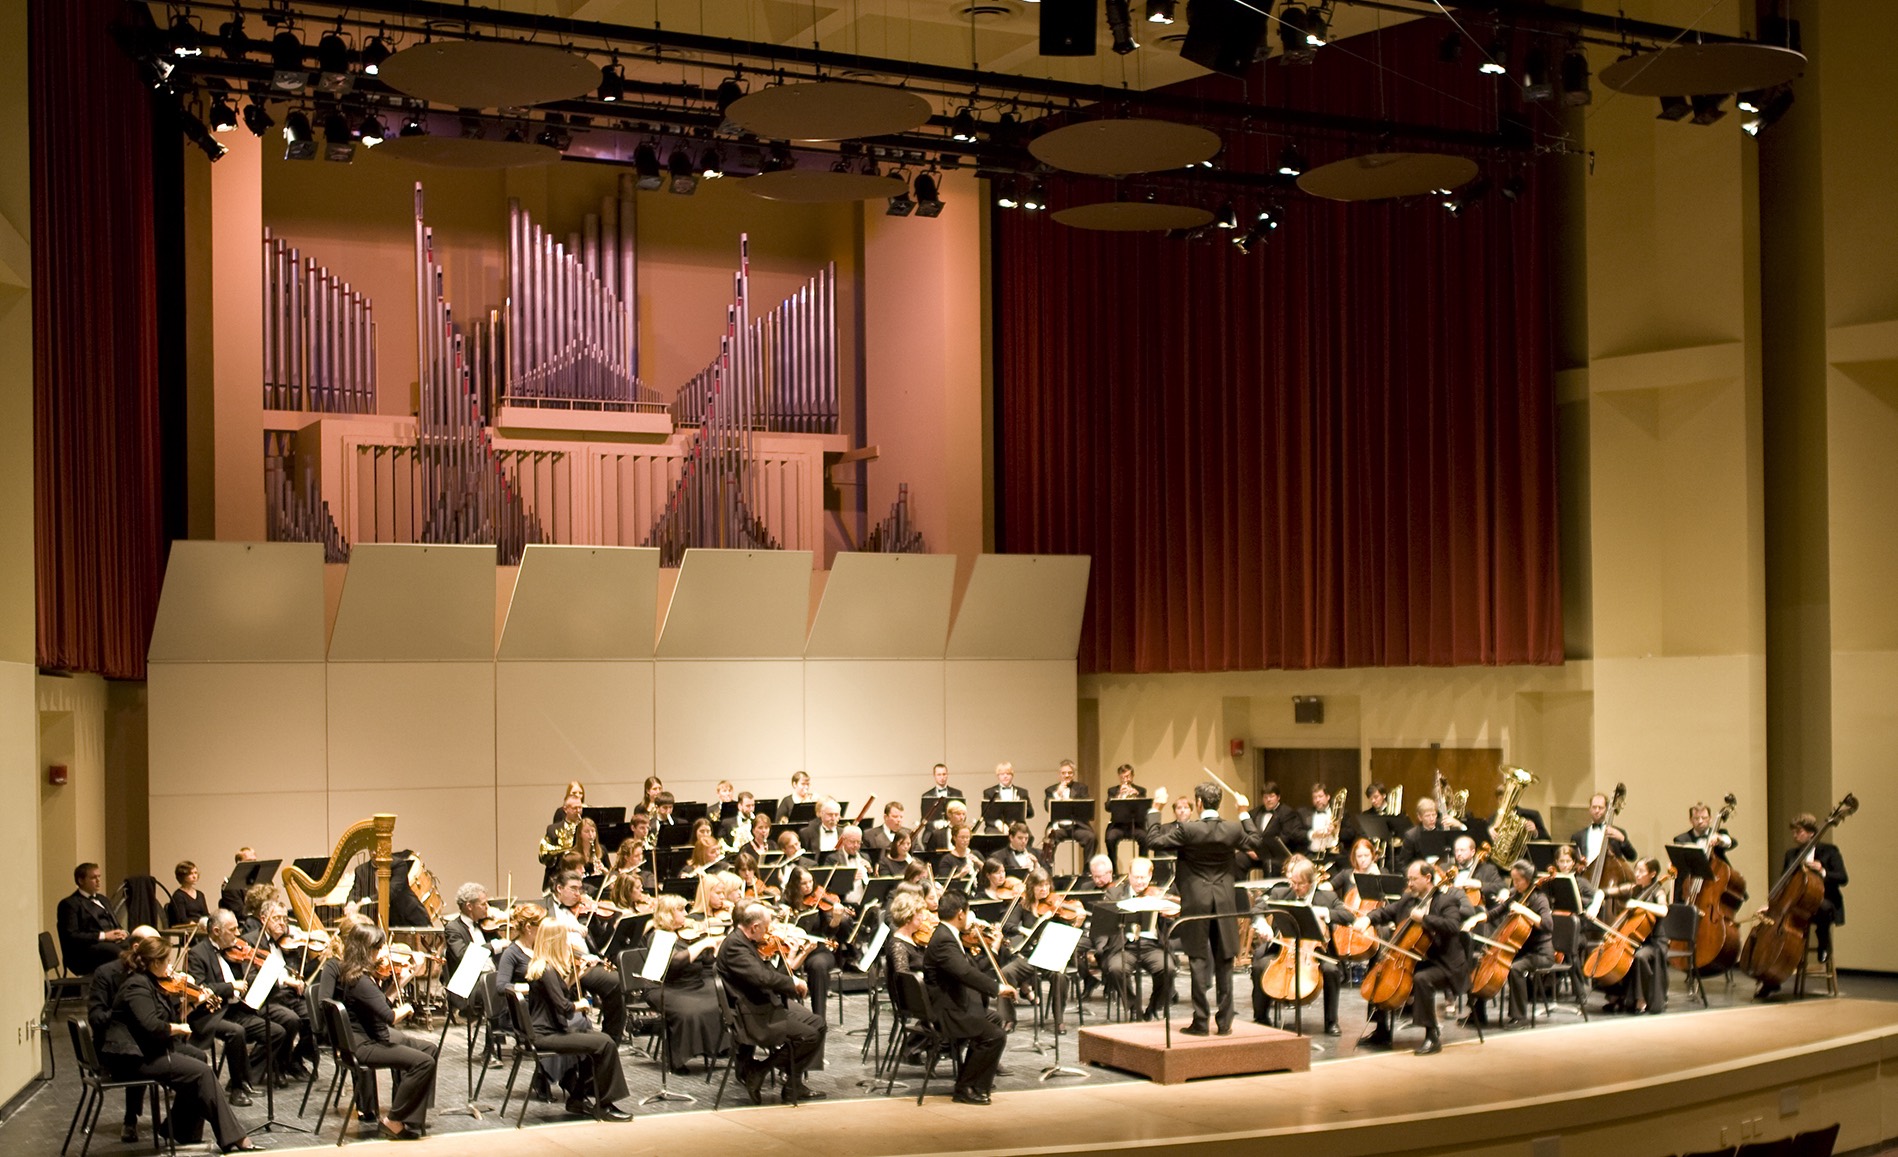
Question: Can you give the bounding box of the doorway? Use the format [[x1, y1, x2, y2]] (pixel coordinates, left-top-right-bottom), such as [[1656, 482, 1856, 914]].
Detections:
[[1254, 748, 1362, 812]]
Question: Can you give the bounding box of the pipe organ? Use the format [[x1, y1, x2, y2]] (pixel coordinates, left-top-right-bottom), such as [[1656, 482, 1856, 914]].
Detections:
[[263, 228, 379, 414]]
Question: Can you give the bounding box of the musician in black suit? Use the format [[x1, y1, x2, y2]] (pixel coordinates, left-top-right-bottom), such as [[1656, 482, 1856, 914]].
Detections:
[[923, 889, 1015, 1105], [918, 764, 963, 845], [717, 791, 760, 844], [442, 883, 500, 1018], [1085, 855, 1166, 1022], [1450, 836, 1509, 907], [58, 863, 128, 975], [1674, 803, 1739, 857], [1486, 860, 1554, 1025], [103, 935, 253, 1153], [1143, 782, 1260, 1035], [188, 911, 293, 1099], [523, 923, 632, 1120], [999, 823, 1040, 874], [861, 801, 908, 870], [1041, 760, 1098, 865], [1297, 783, 1357, 870], [716, 902, 826, 1104], [1102, 763, 1148, 867], [1250, 855, 1354, 1035], [800, 798, 846, 859], [1571, 792, 1637, 865], [1245, 783, 1306, 874], [776, 770, 818, 826], [89, 925, 157, 1144], [336, 924, 439, 1140], [980, 762, 1035, 833], [1400, 798, 1458, 863], [1356, 859, 1476, 1055], [1779, 813, 1847, 963]]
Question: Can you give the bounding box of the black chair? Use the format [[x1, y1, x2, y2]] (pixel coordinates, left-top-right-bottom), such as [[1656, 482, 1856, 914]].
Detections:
[[496, 987, 556, 1128], [1790, 1123, 1840, 1157], [614, 947, 664, 1063], [710, 974, 790, 1110], [314, 999, 398, 1146], [1526, 914, 1588, 1026], [886, 971, 962, 1104], [296, 985, 327, 1116], [470, 974, 519, 1103], [41, 931, 89, 1031], [63, 1018, 171, 1157], [1659, 904, 1710, 1007]]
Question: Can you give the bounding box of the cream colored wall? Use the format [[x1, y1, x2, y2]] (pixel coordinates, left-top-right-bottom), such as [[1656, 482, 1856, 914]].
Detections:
[[36, 675, 109, 934]]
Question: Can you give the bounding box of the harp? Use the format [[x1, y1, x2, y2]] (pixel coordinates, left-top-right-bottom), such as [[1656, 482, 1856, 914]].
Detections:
[[282, 814, 397, 932]]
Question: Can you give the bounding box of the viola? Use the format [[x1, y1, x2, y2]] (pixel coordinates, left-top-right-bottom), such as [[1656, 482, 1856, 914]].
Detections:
[[1739, 794, 1857, 987], [1582, 866, 1678, 985], [1672, 793, 1748, 975], [159, 972, 221, 1017]]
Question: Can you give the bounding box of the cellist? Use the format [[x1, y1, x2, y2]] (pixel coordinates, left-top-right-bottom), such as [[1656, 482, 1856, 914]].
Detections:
[[1484, 860, 1553, 1027], [1249, 855, 1354, 1036], [1598, 858, 1669, 1015], [1354, 860, 1475, 1056]]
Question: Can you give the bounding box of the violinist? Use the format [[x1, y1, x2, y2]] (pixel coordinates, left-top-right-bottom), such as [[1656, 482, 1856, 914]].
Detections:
[[692, 870, 741, 926], [1011, 868, 1081, 1032], [1103, 763, 1148, 866], [166, 860, 211, 929], [543, 871, 629, 1042], [877, 827, 917, 877], [1600, 858, 1669, 1015], [685, 817, 729, 876], [642, 895, 724, 1073], [524, 923, 633, 1120], [1089, 855, 1168, 1022], [442, 883, 501, 1018], [716, 901, 828, 1104], [492, 904, 543, 992], [935, 824, 980, 880], [922, 889, 1015, 1106], [89, 924, 161, 1145], [861, 801, 908, 870], [1572, 792, 1637, 865], [1754, 812, 1848, 998], [103, 935, 256, 1153], [255, 900, 318, 1076], [186, 910, 290, 1104], [1250, 855, 1354, 1035], [337, 923, 439, 1140], [978, 858, 1024, 903], [605, 838, 655, 908], [780, 865, 844, 1020], [886, 889, 934, 975], [733, 849, 775, 903], [981, 761, 1035, 833], [1355, 859, 1475, 1055], [1041, 759, 1098, 865], [1486, 860, 1553, 1027]]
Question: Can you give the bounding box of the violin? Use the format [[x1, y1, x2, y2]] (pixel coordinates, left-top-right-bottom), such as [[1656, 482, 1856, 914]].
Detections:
[[1033, 895, 1087, 925], [960, 916, 1002, 955], [159, 972, 221, 1017], [222, 936, 272, 968], [989, 877, 1025, 901], [905, 913, 941, 948], [1739, 793, 1858, 987]]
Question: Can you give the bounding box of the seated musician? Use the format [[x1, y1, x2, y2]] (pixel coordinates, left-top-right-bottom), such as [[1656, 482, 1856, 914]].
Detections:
[[924, 799, 971, 855], [1755, 812, 1848, 997], [543, 871, 629, 1042], [1571, 792, 1637, 865], [186, 910, 290, 1105], [1102, 764, 1148, 868], [220, 848, 256, 914], [801, 798, 845, 858], [739, 813, 776, 863], [524, 923, 633, 1120], [719, 790, 760, 846], [862, 801, 908, 870], [732, 849, 773, 903], [628, 810, 655, 854], [981, 761, 1035, 834], [542, 795, 583, 888], [776, 770, 817, 824], [716, 900, 827, 1104], [443, 882, 502, 1018], [918, 763, 963, 847], [166, 860, 211, 929], [606, 838, 656, 904], [886, 888, 934, 976], [573, 819, 610, 893], [877, 827, 917, 877], [774, 831, 814, 891], [1300, 784, 1356, 870], [551, 781, 587, 825], [1093, 855, 1173, 1021], [1000, 822, 1040, 874], [1041, 760, 1098, 866], [1354, 859, 1476, 1055], [104, 934, 256, 1153], [1600, 857, 1669, 1015], [1246, 783, 1308, 874], [686, 818, 728, 877], [89, 923, 161, 1145], [692, 870, 741, 927], [1250, 855, 1354, 1036], [336, 923, 439, 1140], [58, 862, 128, 975], [821, 825, 872, 906], [1487, 859, 1554, 1027], [923, 889, 1015, 1106], [643, 895, 725, 1073], [1674, 802, 1738, 905], [651, 791, 683, 848], [780, 865, 845, 1020], [253, 899, 318, 1076], [238, 884, 278, 945], [1008, 868, 1080, 1032], [1450, 836, 1508, 907], [1399, 798, 1457, 864]]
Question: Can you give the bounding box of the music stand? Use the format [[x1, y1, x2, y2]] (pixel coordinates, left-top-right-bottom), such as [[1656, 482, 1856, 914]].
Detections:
[[1255, 836, 1293, 873], [1525, 841, 1562, 873], [981, 799, 1028, 832], [603, 913, 652, 962], [1046, 800, 1096, 875], [1536, 876, 1582, 915], [597, 822, 633, 857], [635, 933, 695, 1106], [768, 822, 803, 849], [1356, 873, 1404, 902], [672, 801, 710, 828], [658, 876, 699, 902], [1662, 843, 1716, 1000], [654, 847, 692, 882], [858, 876, 900, 916], [582, 806, 626, 830], [787, 802, 819, 825], [969, 833, 1008, 862], [1258, 902, 1328, 1041], [1023, 920, 1088, 1081], [1105, 800, 1150, 871]]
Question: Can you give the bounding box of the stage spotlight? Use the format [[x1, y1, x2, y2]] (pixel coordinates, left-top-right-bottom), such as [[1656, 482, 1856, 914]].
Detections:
[[1213, 202, 1238, 230], [1304, 5, 1331, 48], [178, 109, 226, 162], [996, 177, 1021, 210], [400, 113, 426, 137], [271, 29, 309, 91], [282, 110, 317, 160], [322, 110, 356, 162], [699, 146, 725, 179], [1107, 0, 1139, 55], [535, 114, 571, 152], [599, 61, 624, 102], [242, 99, 274, 138], [1521, 47, 1553, 102], [914, 173, 944, 218], [950, 106, 979, 143], [362, 34, 391, 76], [1278, 5, 1315, 64], [1479, 36, 1509, 76], [633, 142, 663, 190], [1276, 144, 1306, 176], [316, 31, 353, 94], [359, 111, 387, 147], [1656, 94, 1691, 121], [1147, 0, 1177, 25], [1439, 176, 1489, 216], [886, 181, 915, 216], [1690, 94, 1728, 125], [169, 15, 203, 57], [209, 95, 239, 133], [1741, 87, 1794, 136], [217, 14, 248, 60], [1560, 47, 1592, 106], [668, 148, 698, 195], [1023, 181, 1048, 211]]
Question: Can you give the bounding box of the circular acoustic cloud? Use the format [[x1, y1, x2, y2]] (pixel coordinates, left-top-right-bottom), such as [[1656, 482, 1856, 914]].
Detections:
[[370, 137, 561, 169], [1052, 202, 1216, 232], [742, 169, 911, 203], [1030, 118, 1222, 176], [725, 82, 934, 142], [377, 41, 602, 110], [1296, 152, 1480, 202], [1599, 43, 1803, 97]]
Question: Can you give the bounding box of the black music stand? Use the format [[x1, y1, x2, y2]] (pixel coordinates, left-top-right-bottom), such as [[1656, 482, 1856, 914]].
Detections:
[[654, 846, 692, 882], [1536, 876, 1582, 915], [1663, 844, 1716, 1001], [672, 801, 710, 828], [1106, 800, 1150, 869], [768, 822, 802, 849], [582, 806, 626, 831], [1356, 872, 1404, 902], [1047, 800, 1096, 875], [1258, 902, 1328, 1041], [787, 802, 819, 825], [225, 859, 280, 905], [1355, 813, 1395, 869], [1525, 841, 1562, 873], [597, 822, 633, 857], [239, 961, 309, 1138], [981, 799, 1028, 832], [969, 833, 1008, 862], [1255, 836, 1293, 875], [1018, 917, 1088, 1082]]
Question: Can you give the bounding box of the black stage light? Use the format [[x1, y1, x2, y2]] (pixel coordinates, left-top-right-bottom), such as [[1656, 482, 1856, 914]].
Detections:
[[282, 110, 317, 160], [209, 96, 239, 133], [1656, 95, 1691, 121], [1276, 144, 1306, 176], [1521, 47, 1553, 102], [633, 142, 663, 189], [950, 106, 979, 143], [1023, 181, 1048, 211], [271, 29, 309, 92], [316, 31, 353, 94], [1690, 94, 1728, 125], [699, 146, 725, 179], [242, 99, 274, 137], [1479, 36, 1509, 76], [323, 110, 356, 162], [1040, 0, 1098, 58], [599, 62, 625, 102], [914, 173, 944, 218], [359, 111, 387, 147], [1107, 0, 1139, 56], [1182, 0, 1269, 77], [1278, 5, 1314, 64], [886, 185, 915, 216], [169, 15, 203, 58], [1560, 47, 1592, 106], [217, 15, 248, 60], [765, 142, 796, 172], [1213, 202, 1238, 230], [361, 34, 391, 76], [1147, 0, 1177, 25], [400, 113, 426, 137], [668, 148, 698, 195], [995, 177, 1021, 210], [1741, 87, 1794, 136]]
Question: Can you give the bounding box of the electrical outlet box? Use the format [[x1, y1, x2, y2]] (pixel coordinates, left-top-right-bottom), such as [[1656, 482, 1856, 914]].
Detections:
[[1780, 1087, 1800, 1117]]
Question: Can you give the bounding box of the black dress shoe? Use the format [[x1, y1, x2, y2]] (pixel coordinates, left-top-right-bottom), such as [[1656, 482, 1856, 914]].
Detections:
[[1363, 1029, 1393, 1048], [784, 1085, 827, 1103], [1215, 1023, 1233, 1036], [596, 1103, 633, 1122], [377, 1123, 420, 1142], [1179, 1021, 1210, 1036], [1413, 1033, 1442, 1056], [565, 1097, 592, 1116], [225, 1088, 254, 1108], [1324, 1022, 1342, 1037], [120, 1124, 139, 1144], [951, 1087, 992, 1106], [741, 1062, 767, 1105]]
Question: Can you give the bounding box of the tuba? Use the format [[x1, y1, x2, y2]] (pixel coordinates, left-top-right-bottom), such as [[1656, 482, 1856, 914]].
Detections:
[[1434, 771, 1469, 825], [1487, 766, 1539, 866]]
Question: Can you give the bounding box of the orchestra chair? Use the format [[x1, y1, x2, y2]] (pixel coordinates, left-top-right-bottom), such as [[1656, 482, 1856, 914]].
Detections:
[[63, 1018, 171, 1157], [1794, 932, 1839, 999], [710, 974, 793, 1110], [297, 986, 328, 1115], [497, 988, 557, 1128], [315, 999, 399, 1146], [855, 951, 889, 1071], [886, 971, 964, 1105], [41, 931, 89, 1024], [469, 974, 518, 1102], [1790, 1122, 1840, 1157], [1525, 914, 1589, 1027], [1453, 931, 1487, 1044], [613, 948, 664, 1064], [1659, 905, 1711, 1008]]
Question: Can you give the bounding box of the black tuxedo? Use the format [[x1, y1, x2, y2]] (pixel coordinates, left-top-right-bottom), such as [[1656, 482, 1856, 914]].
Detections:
[[716, 808, 758, 843], [980, 784, 1034, 830], [1485, 887, 1554, 1018], [442, 912, 498, 1013], [1143, 807, 1259, 1029], [861, 822, 905, 869], [1571, 823, 1637, 864], [186, 938, 295, 1083], [1088, 881, 1172, 1020], [1366, 887, 1475, 1034], [1042, 781, 1098, 862], [715, 929, 823, 1079], [1250, 881, 1353, 1026], [1400, 823, 1456, 863], [922, 922, 1006, 1093], [800, 820, 845, 859], [1296, 805, 1358, 864], [1247, 805, 1306, 871], [1103, 784, 1149, 864], [1782, 842, 1847, 924], [57, 889, 122, 975]]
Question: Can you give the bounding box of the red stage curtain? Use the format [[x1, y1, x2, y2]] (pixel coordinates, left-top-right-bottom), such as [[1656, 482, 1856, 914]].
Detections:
[[30, 0, 164, 679], [994, 22, 1562, 674]]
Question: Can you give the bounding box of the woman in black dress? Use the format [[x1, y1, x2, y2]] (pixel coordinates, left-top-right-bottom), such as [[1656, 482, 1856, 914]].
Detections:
[[525, 923, 633, 1120], [102, 935, 254, 1152], [337, 923, 438, 1140], [164, 860, 210, 928], [642, 894, 725, 1072]]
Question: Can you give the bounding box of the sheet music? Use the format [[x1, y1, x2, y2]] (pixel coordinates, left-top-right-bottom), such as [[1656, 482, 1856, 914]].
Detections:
[[860, 919, 891, 965], [642, 930, 678, 982], [447, 943, 492, 999], [1028, 920, 1084, 971], [244, 952, 285, 1010]]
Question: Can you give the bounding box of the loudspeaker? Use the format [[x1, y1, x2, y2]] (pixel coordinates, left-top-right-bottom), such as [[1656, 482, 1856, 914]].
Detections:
[[1041, 0, 1098, 57], [1293, 696, 1324, 725], [1181, 0, 1269, 78]]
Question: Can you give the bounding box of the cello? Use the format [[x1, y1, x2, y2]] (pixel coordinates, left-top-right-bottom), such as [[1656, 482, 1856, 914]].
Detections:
[[1672, 794, 1748, 974], [1359, 863, 1451, 1013], [1582, 865, 1676, 986], [1738, 794, 1857, 988], [1468, 872, 1554, 1000]]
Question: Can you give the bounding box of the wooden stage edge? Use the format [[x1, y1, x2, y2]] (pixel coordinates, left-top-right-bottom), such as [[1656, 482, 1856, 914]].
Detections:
[[432, 998, 1898, 1157]]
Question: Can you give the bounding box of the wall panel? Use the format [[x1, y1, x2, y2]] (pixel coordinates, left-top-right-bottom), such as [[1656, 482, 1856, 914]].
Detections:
[[495, 661, 654, 787], [326, 663, 494, 791], [148, 663, 327, 795], [654, 660, 805, 782], [804, 660, 946, 783]]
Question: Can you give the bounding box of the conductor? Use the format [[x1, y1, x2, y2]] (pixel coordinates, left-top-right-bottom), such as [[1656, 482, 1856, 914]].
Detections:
[[1143, 781, 1260, 1036]]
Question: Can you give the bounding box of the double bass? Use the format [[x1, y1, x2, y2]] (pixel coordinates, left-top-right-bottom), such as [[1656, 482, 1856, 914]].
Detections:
[[1671, 794, 1748, 974], [1582, 866, 1677, 986], [1739, 794, 1858, 988], [1584, 783, 1636, 921]]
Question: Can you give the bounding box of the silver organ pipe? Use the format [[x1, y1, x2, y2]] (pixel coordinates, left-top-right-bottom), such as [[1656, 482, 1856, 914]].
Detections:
[[862, 482, 927, 554], [670, 240, 837, 436], [262, 228, 378, 414]]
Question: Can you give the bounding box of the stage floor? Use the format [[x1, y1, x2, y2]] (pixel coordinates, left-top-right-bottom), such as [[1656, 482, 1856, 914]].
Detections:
[[8, 973, 1897, 1156]]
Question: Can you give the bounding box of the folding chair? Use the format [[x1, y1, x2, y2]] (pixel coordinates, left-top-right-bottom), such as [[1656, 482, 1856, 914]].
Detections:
[[314, 999, 398, 1145], [710, 974, 792, 1110], [63, 1019, 171, 1157]]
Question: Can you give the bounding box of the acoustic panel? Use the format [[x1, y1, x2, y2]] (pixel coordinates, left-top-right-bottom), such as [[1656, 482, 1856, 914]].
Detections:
[[655, 550, 814, 659], [803, 660, 947, 780], [498, 545, 660, 660], [148, 541, 326, 662], [326, 662, 495, 792], [327, 544, 496, 662], [653, 660, 803, 781], [805, 553, 956, 658], [148, 662, 328, 796], [148, 791, 331, 916], [944, 659, 1079, 779], [495, 661, 655, 787], [946, 554, 1091, 659], [329, 788, 497, 916]]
